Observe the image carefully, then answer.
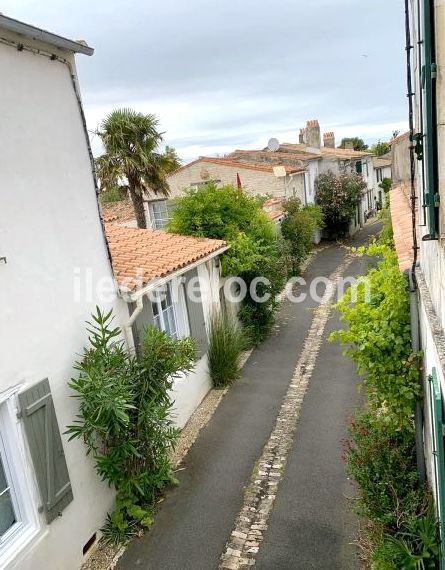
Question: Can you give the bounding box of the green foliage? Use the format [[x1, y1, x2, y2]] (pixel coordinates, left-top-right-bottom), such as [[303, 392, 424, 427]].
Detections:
[[331, 244, 420, 431], [281, 199, 323, 275], [163, 145, 182, 174], [379, 177, 393, 194], [95, 108, 171, 228], [67, 308, 197, 543], [338, 137, 368, 151], [346, 413, 439, 569], [168, 183, 286, 344], [332, 243, 439, 568], [315, 171, 366, 237], [370, 140, 391, 157], [378, 207, 394, 246], [208, 312, 246, 388], [100, 186, 126, 204]]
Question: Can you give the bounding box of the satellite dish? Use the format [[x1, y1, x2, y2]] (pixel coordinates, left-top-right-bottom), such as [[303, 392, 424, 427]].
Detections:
[[267, 137, 280, 152]]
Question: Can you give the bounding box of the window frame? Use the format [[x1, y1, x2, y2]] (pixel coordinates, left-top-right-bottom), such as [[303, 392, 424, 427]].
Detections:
[[151, 283, 179, 338], [0, 390, 39, 567], [148, 200, 171, 230]]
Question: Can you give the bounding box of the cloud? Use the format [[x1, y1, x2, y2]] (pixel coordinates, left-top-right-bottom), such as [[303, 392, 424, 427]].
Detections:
[[2, 0, 408, 160]]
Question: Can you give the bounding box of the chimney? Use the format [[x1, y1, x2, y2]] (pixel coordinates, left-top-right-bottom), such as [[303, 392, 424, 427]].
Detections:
[[299, 128, 306, 144], [344, 141, 354, 150], [323, 132, 335, 148], [306, 120, 321, 149]]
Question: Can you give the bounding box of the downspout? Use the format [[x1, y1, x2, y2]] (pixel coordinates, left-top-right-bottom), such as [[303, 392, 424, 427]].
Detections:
[[123, 296, 144, 353], [407, 267, 426, 483], [405, 0, 425, 482]]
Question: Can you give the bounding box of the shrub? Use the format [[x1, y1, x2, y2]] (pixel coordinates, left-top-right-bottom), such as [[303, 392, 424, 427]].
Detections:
[[168, 183, 286, 344], [379, 177, 393, 195], [315, 171, 366, 237], [281, 199, 323, 274], [100, 186, 126, 204], [208, 312, 246, 388], [67, 308, 197, 543], [331, 244, 420, 431]]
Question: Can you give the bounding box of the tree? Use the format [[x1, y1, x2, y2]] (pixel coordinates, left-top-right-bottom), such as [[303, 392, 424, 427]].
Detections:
[[338, 137, 368, 151], [168, 183, 287, 343], [95, 108, 170, 228], [315, 171, 366, 237], [163, 146, 182, 174], [370, 140, 391, 157]]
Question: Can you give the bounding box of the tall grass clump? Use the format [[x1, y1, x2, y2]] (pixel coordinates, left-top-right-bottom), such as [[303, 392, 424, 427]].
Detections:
[[208, 312, 246, 388]]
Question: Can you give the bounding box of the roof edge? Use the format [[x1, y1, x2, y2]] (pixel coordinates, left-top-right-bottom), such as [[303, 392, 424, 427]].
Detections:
[[0, 14, 94, 55]]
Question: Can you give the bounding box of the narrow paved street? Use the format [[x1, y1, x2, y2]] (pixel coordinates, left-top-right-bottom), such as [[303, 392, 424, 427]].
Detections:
[[118, 223, 380, 570]]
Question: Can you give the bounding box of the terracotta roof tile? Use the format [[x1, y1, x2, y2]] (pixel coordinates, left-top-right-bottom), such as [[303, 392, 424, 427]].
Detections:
[[389, 182, 417, 271], [105, 224, 226, 291], [169, 156, 305, 177], [373, 156, 392, 168], [281, 143, 372, 159], [102, 199, 135, 224]]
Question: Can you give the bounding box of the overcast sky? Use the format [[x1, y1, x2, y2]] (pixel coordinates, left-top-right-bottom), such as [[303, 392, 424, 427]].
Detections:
[[4, 0, 408, 160]]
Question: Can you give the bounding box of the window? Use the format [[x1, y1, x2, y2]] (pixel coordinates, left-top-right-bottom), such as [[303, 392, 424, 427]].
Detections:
[[151, 284, 178, 338], [149, 200, 171, 230], [190, 179, 221, 190], [0, 394, 38, 567], [355, 160, 363, 174], [376, 168, 382, 183]]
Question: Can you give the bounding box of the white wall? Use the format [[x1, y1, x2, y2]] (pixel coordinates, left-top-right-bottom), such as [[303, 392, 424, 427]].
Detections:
[[0, 37, 128, 569]]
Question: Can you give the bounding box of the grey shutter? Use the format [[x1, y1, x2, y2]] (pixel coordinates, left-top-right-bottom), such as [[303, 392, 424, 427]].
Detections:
[[183, 268, 209, 358], [18, 379, 73, 523]]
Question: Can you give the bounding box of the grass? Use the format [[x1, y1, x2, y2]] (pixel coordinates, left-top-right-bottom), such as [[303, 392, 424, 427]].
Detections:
[[208, 311, 246, 388]]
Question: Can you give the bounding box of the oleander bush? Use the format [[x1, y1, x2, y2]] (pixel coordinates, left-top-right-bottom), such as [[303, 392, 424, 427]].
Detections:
[[67, 308, 197, 544]]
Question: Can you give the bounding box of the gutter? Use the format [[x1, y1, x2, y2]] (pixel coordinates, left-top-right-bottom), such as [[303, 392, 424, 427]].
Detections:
[[0, 14, 94, 55]]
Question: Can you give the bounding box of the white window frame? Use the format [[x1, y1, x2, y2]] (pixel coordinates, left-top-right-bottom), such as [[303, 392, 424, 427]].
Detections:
[[151, 280, 190, 339], [0, 389, 39, 568], [148, 200, 171, 230]]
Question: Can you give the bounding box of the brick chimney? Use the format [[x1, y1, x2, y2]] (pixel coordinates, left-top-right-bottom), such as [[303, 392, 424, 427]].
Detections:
[[306, 120, 321, 149], [299, 128, 306, 144], [344, 140, 354, 150], [323, 132, 335, 148]]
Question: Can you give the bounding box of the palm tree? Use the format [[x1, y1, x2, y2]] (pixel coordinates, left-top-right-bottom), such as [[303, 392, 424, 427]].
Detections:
[[95, 108, 169, 228]]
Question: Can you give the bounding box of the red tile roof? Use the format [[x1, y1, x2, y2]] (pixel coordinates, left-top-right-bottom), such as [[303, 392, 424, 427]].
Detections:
[[101, 199, 135, 224], [281, 143, 372, 160], [389, 183, 416, 271], [169, 156, 305, 177], [105, 224, 227, 291]]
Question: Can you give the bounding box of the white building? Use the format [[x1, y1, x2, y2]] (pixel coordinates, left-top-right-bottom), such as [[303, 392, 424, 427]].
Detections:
[[0, 14, 133, 570], [104, 224, 228, 428], [0, 13, 226, 569], [390, 0, 445, 561]]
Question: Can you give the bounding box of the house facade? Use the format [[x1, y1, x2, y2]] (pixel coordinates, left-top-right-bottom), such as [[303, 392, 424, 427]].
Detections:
[[0, 15, 133, 570], [105, 224, 228, 428], [390, 0, 445, 561]]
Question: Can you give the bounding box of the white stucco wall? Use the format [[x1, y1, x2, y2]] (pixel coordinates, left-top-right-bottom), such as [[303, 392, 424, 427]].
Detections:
[[0, 36, 129, 569]]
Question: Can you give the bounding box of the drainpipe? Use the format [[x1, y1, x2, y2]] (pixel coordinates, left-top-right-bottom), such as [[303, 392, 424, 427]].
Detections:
[[407, 267, 426, 483], [124, 296, 144, 352]]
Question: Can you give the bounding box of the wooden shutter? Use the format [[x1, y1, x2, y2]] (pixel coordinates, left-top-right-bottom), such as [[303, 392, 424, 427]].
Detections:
[[18, 379, 73, 523], [421, 0, 439, 238], [183, 268, 209, 358]]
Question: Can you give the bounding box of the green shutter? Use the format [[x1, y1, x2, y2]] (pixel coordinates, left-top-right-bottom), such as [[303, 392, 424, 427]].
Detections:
[[429, 369, 445, 568], [355, 160, 362, 174], [183, 268, 209, 358], [18, 379, 73, 523], [421, 0, 439, 238]]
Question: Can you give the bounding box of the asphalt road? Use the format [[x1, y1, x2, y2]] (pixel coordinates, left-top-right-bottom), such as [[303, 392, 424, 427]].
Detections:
[[118, 223, 380, 570]]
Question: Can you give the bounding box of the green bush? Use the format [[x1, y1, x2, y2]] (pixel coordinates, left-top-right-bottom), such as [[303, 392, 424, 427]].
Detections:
[[67, 308, 197, 544], [208, 312, 246, 388], [332, 243, 439, 568], [331, 244, 420, 432], [100, 186, 126, 204], [168, 183, 286, 345], [315, 171, 366, 237], [281, 199, 323, 274], [378, 207, 394, 246]]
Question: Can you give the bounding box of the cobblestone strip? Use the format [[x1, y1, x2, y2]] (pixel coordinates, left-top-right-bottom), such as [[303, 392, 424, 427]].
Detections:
[[218, 255, 354, 570]]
